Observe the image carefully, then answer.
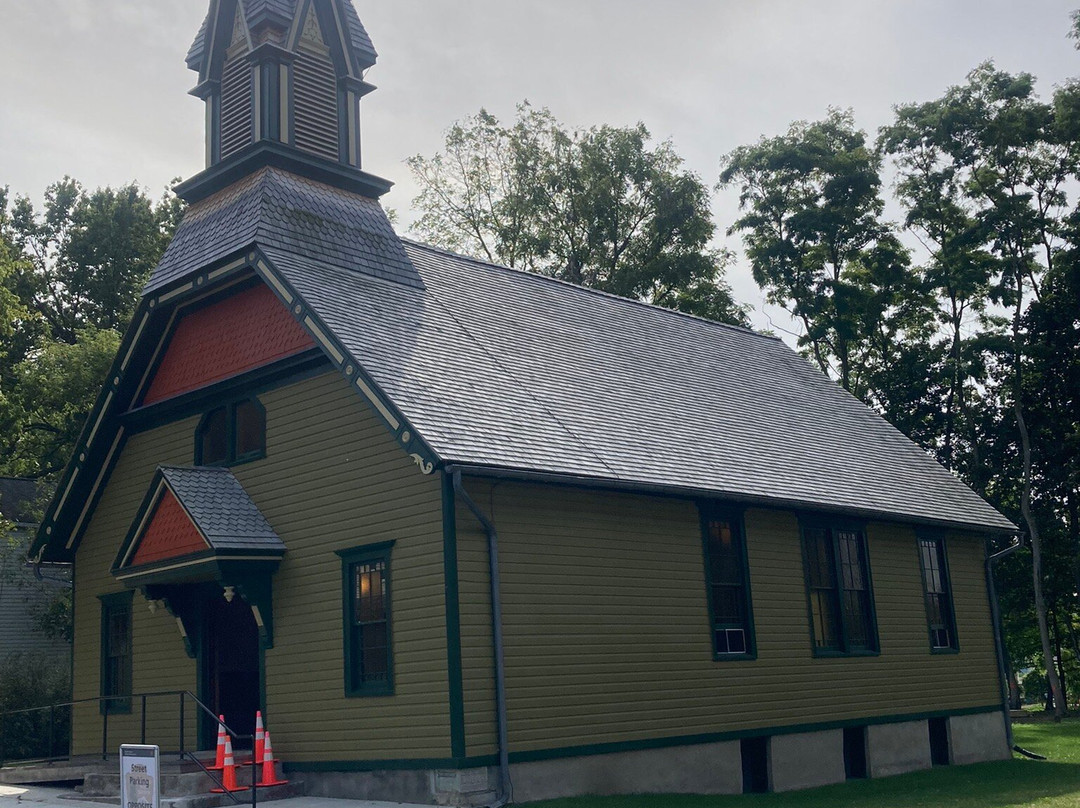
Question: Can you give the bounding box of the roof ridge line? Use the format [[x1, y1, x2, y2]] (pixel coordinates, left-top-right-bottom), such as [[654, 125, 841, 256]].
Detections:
[[399, 237, 777, 341]]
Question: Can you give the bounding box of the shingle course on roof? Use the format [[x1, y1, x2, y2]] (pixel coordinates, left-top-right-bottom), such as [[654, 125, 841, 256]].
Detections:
[[262, 237, 1015, 534], [159, 466, 285, 553], [148, 167, 419, 293]]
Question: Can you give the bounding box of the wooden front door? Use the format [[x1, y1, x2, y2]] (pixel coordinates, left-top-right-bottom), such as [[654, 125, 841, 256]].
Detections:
[[202, 593, 260, 749]]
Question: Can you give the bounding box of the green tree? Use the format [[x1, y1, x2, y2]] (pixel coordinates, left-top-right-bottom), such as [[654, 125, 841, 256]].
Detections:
[[718, 109, 921, 401], [0, 180, 180, 481], [4, 179, 179, 345], [881, 63, 1076, 717], [408, 105, 748, 326], [879, 100, 998, 472], [1, 329, 121, 479]]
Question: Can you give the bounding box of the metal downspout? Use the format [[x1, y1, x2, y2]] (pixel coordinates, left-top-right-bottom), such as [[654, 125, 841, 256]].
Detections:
[[451, 467, 511, 805], [986, 535, 1022, 750]]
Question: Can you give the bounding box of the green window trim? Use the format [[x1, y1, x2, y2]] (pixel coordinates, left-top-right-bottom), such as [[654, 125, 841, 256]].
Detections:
[[917, 533, 960, 653], [699, 504, 756, 660], [194, 396, 266, 467], [337, 541, 395, 697], [799, 518, 879, 657], [99, 591, 133, 715]]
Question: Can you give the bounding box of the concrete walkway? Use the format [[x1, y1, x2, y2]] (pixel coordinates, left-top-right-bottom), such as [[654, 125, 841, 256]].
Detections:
[[0, 784, 436, 808]]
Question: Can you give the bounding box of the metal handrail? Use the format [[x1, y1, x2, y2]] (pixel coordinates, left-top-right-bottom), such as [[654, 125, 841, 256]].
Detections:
[[0, 690, 259, 807]]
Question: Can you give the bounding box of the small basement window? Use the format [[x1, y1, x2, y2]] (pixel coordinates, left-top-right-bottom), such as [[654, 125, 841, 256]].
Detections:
[[741, 736, 770, 794], [843, 726, 867, 779], [196, 397, 266, 466], [929, 718, 950, 765]]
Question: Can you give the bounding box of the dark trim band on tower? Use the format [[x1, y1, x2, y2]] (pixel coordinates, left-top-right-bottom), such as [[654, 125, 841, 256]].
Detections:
[[174, 140, 392, 203]]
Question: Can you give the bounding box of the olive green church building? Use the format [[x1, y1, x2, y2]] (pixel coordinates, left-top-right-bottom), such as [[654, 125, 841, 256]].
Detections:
[[30, 0, 1017, 803]]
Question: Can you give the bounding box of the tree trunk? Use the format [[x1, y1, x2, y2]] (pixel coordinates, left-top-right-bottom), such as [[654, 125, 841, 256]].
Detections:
[[1052, 608, 1068, 711], [1020, 402, 1064, 719], [1004, 652, 1022, 710], [1013, 264, 1064, 720]]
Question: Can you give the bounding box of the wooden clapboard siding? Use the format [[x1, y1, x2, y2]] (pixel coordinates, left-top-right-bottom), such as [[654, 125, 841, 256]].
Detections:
[[71, 417, 201, 756], [456, 497, 497, 757], [240, 373, 448, 761], [456, 479, 1000, 754], [71, 371, 448, 761]]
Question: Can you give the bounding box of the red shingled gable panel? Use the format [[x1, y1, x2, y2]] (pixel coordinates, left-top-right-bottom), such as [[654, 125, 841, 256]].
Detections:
[[130, 489, 208, 567], [143, 283, 316, 405]]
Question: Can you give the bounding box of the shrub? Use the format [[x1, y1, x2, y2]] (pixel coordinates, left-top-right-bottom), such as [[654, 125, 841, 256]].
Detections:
[[0, 651, 71, 762]]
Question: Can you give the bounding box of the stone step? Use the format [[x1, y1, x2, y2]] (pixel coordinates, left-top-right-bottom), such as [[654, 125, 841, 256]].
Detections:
[[0, 753, 222, 785], [83, 770, 220, 797], [83, 764, 291, 797]]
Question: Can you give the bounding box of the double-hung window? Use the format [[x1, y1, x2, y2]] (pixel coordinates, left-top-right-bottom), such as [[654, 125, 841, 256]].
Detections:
[[801, 520, 878, 655], [338, 541, 394, 696], [918, 535, 958, 652], [700, 507, 755, 658], [99, 592, 133, 714]]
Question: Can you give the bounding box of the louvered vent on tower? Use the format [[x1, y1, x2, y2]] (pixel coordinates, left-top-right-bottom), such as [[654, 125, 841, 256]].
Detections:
[[219, 7, 253, 160], [220, 51, 253, 158], [292, 7, 339, 161]]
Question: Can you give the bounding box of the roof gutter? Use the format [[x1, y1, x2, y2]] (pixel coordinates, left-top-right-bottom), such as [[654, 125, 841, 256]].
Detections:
[[447, 463, 1017, 537], [450, 467, 511, 806]]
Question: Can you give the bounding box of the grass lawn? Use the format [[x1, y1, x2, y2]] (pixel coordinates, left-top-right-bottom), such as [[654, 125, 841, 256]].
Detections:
[[520, 718, 1080, 808]]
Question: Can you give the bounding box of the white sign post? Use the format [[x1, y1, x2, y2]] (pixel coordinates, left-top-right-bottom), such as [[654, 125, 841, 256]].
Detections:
[[119, 744, 160, 808]]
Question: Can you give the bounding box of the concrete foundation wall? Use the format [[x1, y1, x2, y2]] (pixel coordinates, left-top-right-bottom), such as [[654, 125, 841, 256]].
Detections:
[[867, 719, 931, 777], [771, 729, 846, 792], [949, 711, 1011, 765], [296, 710, 1005, 806], [297, 769, 434, 805], [509, 740, 743, 802]]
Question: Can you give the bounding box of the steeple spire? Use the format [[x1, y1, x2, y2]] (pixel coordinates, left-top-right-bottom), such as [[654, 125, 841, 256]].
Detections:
[[180, 0, 387, 203]]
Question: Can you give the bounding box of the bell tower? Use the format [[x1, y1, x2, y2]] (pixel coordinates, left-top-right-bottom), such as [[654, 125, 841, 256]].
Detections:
[[184, 0, 379, 188]]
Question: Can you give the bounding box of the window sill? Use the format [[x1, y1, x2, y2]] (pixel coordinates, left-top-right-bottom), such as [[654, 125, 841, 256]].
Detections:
[[199, 450, 266, 468], [811, 648, 880, 659], [713, 652, 757, 662], [930, 647, 960, 655], [345, 684, 395, 698]]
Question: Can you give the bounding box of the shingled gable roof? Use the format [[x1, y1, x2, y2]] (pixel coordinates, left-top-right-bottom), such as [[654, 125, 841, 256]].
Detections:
[[113, 465, 285, 577], [255, 239, 1015, 534], [34, 171, 1014, 563]]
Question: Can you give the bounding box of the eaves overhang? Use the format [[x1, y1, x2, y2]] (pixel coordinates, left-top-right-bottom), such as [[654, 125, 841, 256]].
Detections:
[[446, 462, 1020, 538]]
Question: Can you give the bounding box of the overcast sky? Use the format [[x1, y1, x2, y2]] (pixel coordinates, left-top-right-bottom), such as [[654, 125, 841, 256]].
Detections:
[[1, 0, 1078, 331]]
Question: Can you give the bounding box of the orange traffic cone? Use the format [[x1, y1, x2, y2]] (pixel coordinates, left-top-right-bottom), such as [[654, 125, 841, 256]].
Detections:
[[210, 737, 249, 793], [257, 730, 288, 787], [208, 715, 226, 771], [254, 710, 265, 767]]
